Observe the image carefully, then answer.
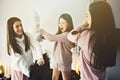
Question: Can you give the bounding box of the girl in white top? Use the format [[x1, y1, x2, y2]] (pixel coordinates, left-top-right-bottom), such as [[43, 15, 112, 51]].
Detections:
[[7, 17, 45, 80]]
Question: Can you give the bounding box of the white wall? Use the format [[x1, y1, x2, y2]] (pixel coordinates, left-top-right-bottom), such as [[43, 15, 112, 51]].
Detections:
[[106, 1, 120, 80], [108, 0, 120, 28]]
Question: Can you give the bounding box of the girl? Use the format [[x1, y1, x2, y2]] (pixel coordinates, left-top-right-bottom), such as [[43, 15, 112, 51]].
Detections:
[[68, 1, 117, 80], [7, 17, 45, 80], [37, 13, 75, 80]]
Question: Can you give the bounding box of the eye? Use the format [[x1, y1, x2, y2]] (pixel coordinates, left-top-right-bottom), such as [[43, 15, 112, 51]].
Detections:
[[15, 25, 19, 28], [20, 24, 22, 27]]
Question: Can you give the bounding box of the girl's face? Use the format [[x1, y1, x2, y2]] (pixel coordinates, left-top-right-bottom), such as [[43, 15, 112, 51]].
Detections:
[[58, 18, 69, 32], [86, 9, 92, 28], [13, 21, 23, 38]]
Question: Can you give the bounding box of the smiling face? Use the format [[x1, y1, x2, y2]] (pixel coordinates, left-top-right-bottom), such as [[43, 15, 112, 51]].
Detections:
[[13, 21, 23, 38], [58, 18, 69, 32]]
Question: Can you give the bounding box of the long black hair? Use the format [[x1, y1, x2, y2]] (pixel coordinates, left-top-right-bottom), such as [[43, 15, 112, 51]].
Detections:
[[7, 17, 31, 55], [89, 1, 117, 69]]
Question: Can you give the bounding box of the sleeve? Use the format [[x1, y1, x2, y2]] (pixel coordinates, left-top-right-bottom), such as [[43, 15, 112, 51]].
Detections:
[[10, 48, 22, 62], [73, 26, 82, 32], [67, 31, 79, 44], [27, 33, 43, 61], [33, 41, 43, 59], [72, 25, 88, 32], [39, 29, 69, 42], [67, 26, 81, 43], [10, 48, 27, 74], [67, 25, 88, 43]]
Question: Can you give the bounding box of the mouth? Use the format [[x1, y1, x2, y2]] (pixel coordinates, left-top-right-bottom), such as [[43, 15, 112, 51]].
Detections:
[[60, 28, 63, 31], [17, 30, 23, 33], [17, 31, 23, 35]]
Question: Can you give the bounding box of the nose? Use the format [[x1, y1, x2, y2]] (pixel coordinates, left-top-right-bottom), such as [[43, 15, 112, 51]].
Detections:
[[18, 26, 22, 29]]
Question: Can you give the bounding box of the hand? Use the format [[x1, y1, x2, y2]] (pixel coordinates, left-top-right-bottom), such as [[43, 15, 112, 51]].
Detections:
[[82, 19, 89, 28], [35, 28, 45, 42], [37, 58, 45, 66], [34, 12, 40, 26], [35, 27, 40, 33], [35, 28, 44, 33]]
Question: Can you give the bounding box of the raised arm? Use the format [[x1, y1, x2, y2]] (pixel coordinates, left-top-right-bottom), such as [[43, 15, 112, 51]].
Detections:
[[38, 29, 69, 42]]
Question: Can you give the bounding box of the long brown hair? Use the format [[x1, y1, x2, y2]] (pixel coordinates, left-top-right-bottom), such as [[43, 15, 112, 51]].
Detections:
[[89, 1, 116, 69], [54, 13, 74, 50], [7, 17, 31, 55]]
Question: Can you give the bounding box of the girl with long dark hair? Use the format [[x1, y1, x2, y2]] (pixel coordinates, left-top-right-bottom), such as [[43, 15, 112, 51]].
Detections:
[[68, 1, 117, 80]]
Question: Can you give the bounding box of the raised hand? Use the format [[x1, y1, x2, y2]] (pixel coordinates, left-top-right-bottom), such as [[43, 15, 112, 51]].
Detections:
[[81, 19, 89, 28], [34, 11, 40, 28]]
